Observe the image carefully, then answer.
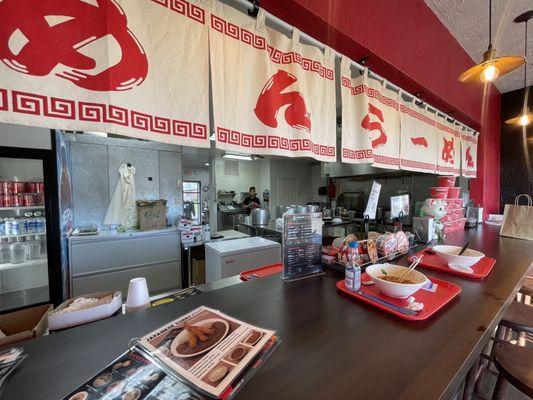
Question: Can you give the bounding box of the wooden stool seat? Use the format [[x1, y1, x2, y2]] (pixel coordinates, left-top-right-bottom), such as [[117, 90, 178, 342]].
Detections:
[[500, 302, 533, 334], [520, 278, 533, 297], [493, 344, 533, 398]]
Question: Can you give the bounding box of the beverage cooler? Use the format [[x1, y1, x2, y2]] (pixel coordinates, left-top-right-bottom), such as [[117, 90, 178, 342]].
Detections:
[[0, 132, 68, 313]]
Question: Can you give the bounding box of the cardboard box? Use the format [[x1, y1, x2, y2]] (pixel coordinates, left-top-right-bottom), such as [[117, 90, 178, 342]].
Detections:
[[0, 304, 53, 348], [192, 258, 205, 285], [137, 199, 167, 231], [48, 291, 122, 331]]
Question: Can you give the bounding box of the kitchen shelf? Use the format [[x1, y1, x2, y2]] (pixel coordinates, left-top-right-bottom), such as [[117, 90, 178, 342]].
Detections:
[[0, 257, 47, 272], [0, 232, 46, 240], [0, 206, 45, 212]]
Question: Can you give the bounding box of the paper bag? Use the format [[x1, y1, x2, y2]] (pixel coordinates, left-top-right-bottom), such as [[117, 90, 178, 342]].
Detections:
[[500, 194, 533, 241]]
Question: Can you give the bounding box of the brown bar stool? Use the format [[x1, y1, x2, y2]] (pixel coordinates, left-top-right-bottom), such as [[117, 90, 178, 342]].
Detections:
[[500, 301, 533, 347], [491, 343, 533, 399], [518, 277, 533, 304], [463, 302, 533, 399]]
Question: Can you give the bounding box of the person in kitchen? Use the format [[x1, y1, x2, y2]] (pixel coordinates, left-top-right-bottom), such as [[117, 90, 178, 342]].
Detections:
[[243, 186, 261, 213]]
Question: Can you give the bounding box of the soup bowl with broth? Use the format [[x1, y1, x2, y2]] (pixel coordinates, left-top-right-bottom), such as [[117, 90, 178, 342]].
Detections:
[[365, 263, 428, 298]]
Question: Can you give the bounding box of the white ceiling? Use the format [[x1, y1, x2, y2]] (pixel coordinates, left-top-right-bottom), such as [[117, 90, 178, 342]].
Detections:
[[425, 0, 533, 93]]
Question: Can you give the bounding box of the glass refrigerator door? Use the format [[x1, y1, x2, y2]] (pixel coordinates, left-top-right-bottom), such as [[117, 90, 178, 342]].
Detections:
[[0, 157, 49, 312]]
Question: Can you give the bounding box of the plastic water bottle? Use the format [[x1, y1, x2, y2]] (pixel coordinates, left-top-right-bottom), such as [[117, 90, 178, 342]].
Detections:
[[11, 218, 19, 236], [345, 241, 361, 292], [4, 218, 12, 236]]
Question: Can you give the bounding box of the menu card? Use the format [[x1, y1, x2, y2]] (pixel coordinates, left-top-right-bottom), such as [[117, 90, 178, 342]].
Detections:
[[63, 350, 180, 400], [0, 347, 26, 388], [282, 213, 324, 281], [390, 194, 410, 218], [63, 307, 278, 400], [364, 180, 381, 220]]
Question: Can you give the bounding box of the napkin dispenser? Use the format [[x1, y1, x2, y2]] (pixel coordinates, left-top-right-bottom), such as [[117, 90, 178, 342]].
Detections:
[[413, 217, 434, 243], [466, 207, 484, 224]]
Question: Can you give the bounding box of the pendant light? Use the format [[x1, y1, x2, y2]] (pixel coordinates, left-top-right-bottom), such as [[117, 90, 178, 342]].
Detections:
[[505, 11, 533, 126], [459, 0, 525, 83]]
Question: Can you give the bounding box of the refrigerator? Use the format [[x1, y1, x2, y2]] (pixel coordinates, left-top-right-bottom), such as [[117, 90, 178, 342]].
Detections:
[[205, 237, 281, 283], [0, 131, 68, 313]]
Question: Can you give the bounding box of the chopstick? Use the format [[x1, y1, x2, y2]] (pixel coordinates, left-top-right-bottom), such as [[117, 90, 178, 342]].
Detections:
[[398, 255, 423, 283]]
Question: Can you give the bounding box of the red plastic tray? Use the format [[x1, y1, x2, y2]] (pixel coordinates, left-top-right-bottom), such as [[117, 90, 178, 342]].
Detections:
[[240, 263, 283, 281], [409, 249, 496, 279], [337, 273, 461, 321]]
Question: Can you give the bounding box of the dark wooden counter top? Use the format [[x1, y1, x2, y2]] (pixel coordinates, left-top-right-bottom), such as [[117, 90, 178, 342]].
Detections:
[[4, 225, 533, 400]]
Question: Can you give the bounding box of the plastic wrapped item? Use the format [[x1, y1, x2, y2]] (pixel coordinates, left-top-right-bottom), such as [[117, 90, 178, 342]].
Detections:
[[376, 233, 397, 257], [395, 231, 409, 253]]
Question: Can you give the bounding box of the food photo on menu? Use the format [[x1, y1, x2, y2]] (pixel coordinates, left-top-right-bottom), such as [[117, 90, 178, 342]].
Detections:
[[63, 350, 174, 400], [136, 306, 276, 399]]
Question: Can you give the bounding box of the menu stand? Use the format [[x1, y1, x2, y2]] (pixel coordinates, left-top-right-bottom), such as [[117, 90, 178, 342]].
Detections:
[[282, 213, 325, 282]]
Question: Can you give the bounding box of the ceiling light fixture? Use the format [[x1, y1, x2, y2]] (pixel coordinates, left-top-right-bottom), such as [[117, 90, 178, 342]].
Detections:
[[204, 162, 210, 166], [459, 0, 525, 83], [223, 153, 254, 161], [505, 11, 533, 126]]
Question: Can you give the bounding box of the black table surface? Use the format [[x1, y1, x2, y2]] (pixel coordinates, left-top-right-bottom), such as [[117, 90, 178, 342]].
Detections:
[[4, 225, 533, 400]]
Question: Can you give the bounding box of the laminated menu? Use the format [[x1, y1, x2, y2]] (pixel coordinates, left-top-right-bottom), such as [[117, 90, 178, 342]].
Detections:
[[282, 213, 324, 281], [63, 307, 278, 400]]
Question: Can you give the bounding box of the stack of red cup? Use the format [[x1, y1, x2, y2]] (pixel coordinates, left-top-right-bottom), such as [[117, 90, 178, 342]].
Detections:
[[430, 176, 465, 233]]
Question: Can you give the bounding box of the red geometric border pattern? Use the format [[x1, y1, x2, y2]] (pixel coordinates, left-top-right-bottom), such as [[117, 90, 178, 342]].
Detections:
[[151, 0, 205, 24], [0, 89, 7, 111], [401, 159, 435, 171], [4, 89, 207, 140], [437, 165, 459, 174], [374, 154, 400, 166], [461, 133, 477, 145], [341, 77, 399, 110], [217, 126, 335, 157], [211, 14, 334, 80], [435, 120, 460, 138], [399, 103, 434, 126], [342, 148, 373, 160]]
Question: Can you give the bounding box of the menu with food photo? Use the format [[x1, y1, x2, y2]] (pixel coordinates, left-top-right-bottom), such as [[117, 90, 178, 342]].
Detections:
[[136, 306, 276, 399], [63, 350, 188, 400]]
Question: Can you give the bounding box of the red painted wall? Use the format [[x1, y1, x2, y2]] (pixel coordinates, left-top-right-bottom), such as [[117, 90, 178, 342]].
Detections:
[[262, 0, 501, 214]]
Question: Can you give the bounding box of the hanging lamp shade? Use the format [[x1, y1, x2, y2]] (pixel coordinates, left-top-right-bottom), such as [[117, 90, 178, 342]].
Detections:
[[459, 0, 524, 83], [459, 47, 524, 83], [504, 10, 532, 126], [505, 110, 533, 126]]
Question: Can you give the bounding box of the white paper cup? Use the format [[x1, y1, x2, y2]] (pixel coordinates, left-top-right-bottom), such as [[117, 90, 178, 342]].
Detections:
[[126, 277, 149, 309]]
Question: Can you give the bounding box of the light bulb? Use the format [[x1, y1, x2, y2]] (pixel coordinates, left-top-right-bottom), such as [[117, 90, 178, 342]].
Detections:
[[481, 65, 499, 82], [519, 114, 529, 126]]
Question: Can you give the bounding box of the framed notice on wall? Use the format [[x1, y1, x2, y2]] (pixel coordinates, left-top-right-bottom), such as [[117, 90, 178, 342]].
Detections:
[[282, 213, 324, 281]]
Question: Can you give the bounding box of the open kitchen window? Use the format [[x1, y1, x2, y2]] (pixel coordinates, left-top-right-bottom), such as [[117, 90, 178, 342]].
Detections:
[[183, 181, 201, 224]]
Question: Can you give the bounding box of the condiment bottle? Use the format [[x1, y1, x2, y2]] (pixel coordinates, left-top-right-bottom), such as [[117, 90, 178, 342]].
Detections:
[[345, 241, 361, 292]]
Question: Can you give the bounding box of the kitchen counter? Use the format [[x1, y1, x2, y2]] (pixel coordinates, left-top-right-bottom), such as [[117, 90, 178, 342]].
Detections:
[[4, 225, 533, 400]]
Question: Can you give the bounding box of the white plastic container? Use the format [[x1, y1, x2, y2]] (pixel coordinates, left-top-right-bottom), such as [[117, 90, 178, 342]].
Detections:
[[0, 241, 10, 263], [10, 242, 27, 264], [25, 235, 41, 259], [48, 291, 122, 331], [126, 277, 150, 313]]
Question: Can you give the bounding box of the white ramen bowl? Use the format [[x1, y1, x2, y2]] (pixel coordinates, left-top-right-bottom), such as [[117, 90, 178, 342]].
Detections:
[[365, 263, 428, 299], [433, 245, 484, 268]]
